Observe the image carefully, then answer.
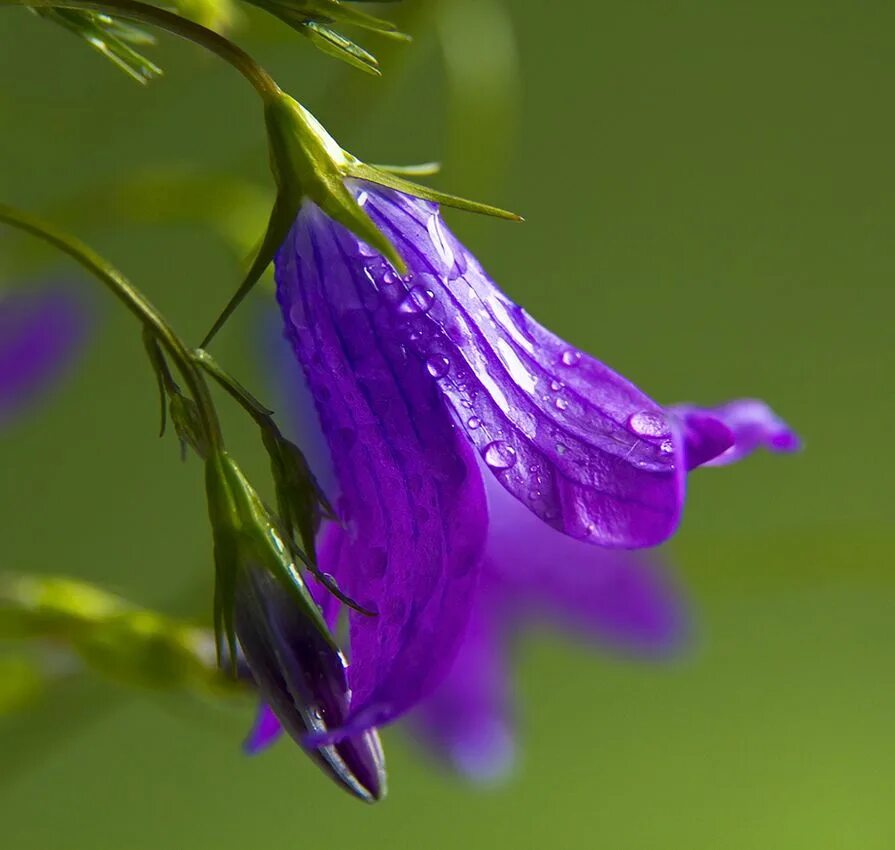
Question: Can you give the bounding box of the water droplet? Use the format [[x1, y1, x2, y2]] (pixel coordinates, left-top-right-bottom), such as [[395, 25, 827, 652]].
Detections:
[[426, 354, 450, 378], [484, 440, 517, 470], [427, 214, 455, 271], [356, 191, 369, 207], [382, 271, 397, 285], [561, 350, 581, 367], [528, 489, 541, 501], [357, 240, 378, 258], [556, 443, 568, 455], [555, 397, 569, 411], [397, 286, 435, 315], [627, 410, 670, 438], [550, 380, 564, 391], [467, 416, 481, 430], [660, 438, 674, 454]]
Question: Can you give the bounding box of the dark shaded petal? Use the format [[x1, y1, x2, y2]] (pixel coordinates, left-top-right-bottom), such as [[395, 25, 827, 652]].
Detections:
[[670, 399, 801, 468], [340, 182, 685, 547], [274, 205, 489, 739], [673, 410, 736, 471], [0, 286, 87, 427], [234, 564, 386, 802]]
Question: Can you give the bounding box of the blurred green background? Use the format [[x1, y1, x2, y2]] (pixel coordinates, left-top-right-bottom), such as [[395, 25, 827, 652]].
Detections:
[[2, 1, 894, 847]]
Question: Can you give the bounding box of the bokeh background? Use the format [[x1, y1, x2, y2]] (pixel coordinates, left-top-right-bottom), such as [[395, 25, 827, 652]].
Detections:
[[2, 1, 895, 847]]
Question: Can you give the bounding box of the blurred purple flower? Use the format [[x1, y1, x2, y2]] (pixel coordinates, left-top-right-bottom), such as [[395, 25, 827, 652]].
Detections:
[[0, 286, 87, 428], [406, 478, 687, 782], [260, 181, 799, 746]]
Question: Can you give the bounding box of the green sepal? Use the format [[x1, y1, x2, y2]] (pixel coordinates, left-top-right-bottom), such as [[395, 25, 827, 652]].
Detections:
[[261, 426, 336, 562], [142, 328, 169, 437], [238, 0, 408, 73], [371, 161, 441, 177], [265, 95, 406, 269], [245, 0, 408, 37], [34, 8, 162, 84], [301, 0, 406, 36], [169, 393, 210, 460], [201, 92, 406, 346], [204, 451, 341, 677], [299, 20, 381, 76], [346, 161, 523, 222], [143, 330, 209, 458]]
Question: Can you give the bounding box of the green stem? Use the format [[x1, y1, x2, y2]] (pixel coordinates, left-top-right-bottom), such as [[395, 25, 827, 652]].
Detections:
[[5, 0, 281, 101], [193, 348, 275, 429], [0, 203, 224, 451]]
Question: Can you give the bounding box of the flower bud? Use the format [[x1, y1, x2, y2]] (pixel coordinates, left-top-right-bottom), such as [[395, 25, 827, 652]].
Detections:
[[204, 451, 386, 801], [234, 564, 386, 802]]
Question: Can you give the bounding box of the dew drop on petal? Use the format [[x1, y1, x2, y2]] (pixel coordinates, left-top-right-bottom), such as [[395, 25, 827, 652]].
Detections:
[[556, 442, 568, 455], [425, 354, 450, 378], [397, 286, 436, 315], [467, 416, 481, 429], [555, 397, 569, 411], [484, 440, 517, 470], [627, 410, 671, 438], [357, 240, 378, 258], [561, 350, 581, 367], [382, 271, 397, 285], [550, 380, 564, 391], [427, 214, 455, 271], [660, 438, 674, 454]]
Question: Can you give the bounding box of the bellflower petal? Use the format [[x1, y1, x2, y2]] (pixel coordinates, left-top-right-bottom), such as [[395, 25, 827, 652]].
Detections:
[[409, 598, 514, 783], [348, 183, 685, 548], [0, 286, 86, 427], [410, 483, 687, 780], [244, 703, 283, 754], [274, 207, 489, 739], [671, 399, 800, 468], [271, 180, 800, 753]]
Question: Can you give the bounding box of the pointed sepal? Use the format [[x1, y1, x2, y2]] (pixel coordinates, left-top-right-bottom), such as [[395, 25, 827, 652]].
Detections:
[[371, 161, 441, 177], [346, 161, 523, 221]]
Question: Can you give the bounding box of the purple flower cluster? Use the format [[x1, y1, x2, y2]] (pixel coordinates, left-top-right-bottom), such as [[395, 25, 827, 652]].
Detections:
[[248, 183, 799, 779]]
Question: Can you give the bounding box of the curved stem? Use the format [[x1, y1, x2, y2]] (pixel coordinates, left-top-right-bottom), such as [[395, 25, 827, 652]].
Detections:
[[5, 0, 281, 101], [0, 203, 224, 451]]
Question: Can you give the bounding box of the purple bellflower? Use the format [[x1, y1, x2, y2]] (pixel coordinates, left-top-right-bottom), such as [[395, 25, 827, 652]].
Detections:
[[253, 181, 799, 753], [0, 286, 86, 429]]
